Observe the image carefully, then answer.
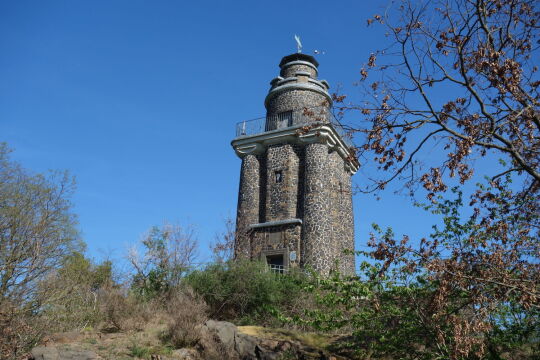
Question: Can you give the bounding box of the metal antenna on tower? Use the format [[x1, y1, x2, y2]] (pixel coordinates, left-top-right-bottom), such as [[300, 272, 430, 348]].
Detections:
[[294, 35, 302, 53]]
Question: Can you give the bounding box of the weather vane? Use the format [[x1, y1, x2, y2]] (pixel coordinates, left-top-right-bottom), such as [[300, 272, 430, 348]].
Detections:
[[294, 34, 302, 53]]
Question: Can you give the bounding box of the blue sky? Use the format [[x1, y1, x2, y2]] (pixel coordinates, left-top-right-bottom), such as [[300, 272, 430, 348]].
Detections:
[[1, 1, 447, 266]]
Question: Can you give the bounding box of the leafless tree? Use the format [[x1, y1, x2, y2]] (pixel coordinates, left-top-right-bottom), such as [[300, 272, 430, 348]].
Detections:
[[210, 217, 236, 263], [128, 222, 198, 292]]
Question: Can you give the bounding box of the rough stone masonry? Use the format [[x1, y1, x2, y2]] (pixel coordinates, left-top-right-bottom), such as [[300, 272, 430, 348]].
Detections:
[[231, 53, 359, 275]]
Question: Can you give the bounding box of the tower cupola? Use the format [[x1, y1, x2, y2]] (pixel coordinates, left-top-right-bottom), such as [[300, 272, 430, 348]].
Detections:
[[265, 53, 332, 117]]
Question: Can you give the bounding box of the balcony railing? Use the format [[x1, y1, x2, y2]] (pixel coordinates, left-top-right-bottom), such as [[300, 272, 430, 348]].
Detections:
[[235, 107, 354, 148]]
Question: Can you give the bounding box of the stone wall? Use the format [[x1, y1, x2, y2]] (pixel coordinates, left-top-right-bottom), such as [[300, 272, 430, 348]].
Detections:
[[328, 150, 356, 275], [340, 174, 355, 274], [302, 143, 334, 274], [250, 224, 302, 267], [234, 142, 355, 275], [234, 154, 260, 259], [280, 63, 317, 78], [266, 89, 329, 116], [264, 144, 301, 221]]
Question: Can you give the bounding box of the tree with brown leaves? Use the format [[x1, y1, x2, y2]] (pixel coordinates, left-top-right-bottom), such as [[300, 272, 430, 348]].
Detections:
[[321, 0, 539, 358], [354, 0, 540, 306], [352, 0, 539, 198]]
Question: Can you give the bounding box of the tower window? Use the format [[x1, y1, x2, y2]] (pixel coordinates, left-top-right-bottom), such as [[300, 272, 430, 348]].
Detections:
[[266, 254, 285, 273], [275, 170, 283, 183]]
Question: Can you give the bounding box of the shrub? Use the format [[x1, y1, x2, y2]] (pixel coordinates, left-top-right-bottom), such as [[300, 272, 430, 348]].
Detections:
[[36, 252, 115, 333], [185, 260, 308, 324], [0, 302, 41, 360], [163, 287, 208, 348], [97, 285, 151, 332]]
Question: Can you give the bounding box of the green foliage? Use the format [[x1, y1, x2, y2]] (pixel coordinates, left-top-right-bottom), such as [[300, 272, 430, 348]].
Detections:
[[303, 269, 539, 359], [297, 185, 539, 359], [486, 303, 540, 357], [58, 252, 113, 290], [298, 268, 437, 359], [185, 260, 307, 324], [128, 343, 151, 358], [131, 227, 171, 299], [132, 268, 168, 301]]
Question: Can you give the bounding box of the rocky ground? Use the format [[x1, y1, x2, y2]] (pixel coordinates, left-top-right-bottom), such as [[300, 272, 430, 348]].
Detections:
[[28, 320, 348, 360]]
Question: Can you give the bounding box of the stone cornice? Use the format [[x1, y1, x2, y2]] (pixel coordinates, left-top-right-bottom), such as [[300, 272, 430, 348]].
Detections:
[[249, 218, 302, 229], [231, 123, 359, 175]]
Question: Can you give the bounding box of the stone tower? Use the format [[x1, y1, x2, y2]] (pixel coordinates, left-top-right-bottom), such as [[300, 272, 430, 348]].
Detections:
[[231, 53, 358, 275]]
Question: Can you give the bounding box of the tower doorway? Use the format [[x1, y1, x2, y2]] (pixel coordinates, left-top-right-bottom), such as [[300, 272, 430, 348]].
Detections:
[[262, 249, 288, 273], [266, 254, 284, 273]]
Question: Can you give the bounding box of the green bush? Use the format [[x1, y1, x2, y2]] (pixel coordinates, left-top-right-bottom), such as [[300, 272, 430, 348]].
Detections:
[[128, 343, 151, 358], [184, 260, 307, 324]]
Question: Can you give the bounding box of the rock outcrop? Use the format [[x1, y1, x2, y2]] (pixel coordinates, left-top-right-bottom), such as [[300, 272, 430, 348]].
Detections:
[[198, 320, 340, 360], [29, 320, 343, 360]]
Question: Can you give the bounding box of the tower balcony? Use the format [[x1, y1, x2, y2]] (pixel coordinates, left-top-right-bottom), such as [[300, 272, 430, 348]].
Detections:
[[235, 107, 354, 148]]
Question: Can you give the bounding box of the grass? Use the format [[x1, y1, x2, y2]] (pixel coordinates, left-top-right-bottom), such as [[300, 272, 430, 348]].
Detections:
[[126, 342, 174, 358], [84, 338, 98, 345], [128, 343, 151, 358]]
